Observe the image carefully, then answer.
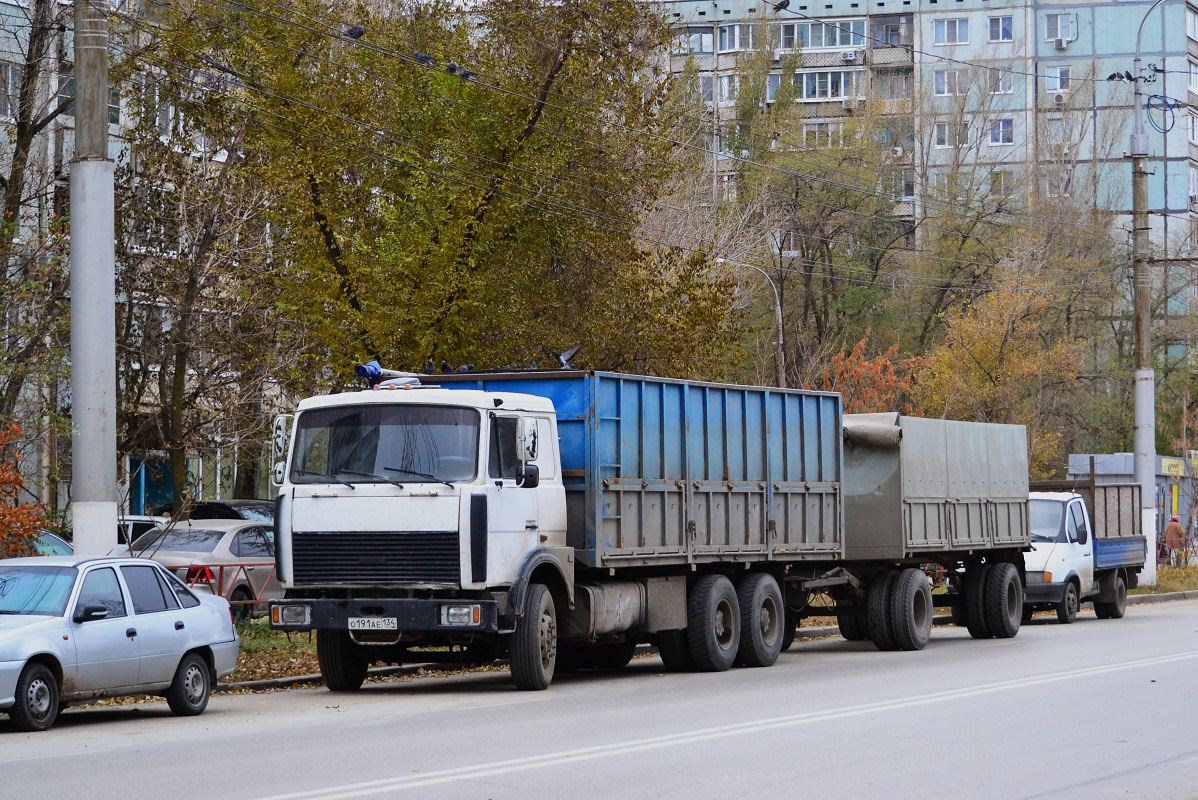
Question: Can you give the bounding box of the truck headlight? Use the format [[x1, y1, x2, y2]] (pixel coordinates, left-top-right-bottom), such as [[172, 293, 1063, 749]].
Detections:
[[271, 603, 311, 626], [441, 604, 481, 626]]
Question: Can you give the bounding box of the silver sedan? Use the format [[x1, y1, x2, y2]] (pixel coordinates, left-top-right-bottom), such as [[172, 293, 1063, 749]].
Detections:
[[0, 556, 239, 732]]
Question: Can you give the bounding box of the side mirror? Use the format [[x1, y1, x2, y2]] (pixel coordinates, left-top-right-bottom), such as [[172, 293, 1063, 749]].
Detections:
[[517, 463, 540, 489], [517, 417, 539, 462], [73, 604, 110, 623], [1077, 528, 1088, 546], [271, 461, 286, 486]]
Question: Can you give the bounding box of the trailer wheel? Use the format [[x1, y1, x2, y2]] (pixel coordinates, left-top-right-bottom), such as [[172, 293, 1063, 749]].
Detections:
[[1095, 574, 1127, 620], [317, 630, 368, 692], [779, 606, 799, 652], [511, 583, 556, 690], [837, 607, 869, 642], [591, 643, 637, 670], [655, 630, 695, 672], [736, 573, 784, 668], [889, 568, 933, 651], [687, 574, 740, 671], [1056, 581, 1079, 624], [963, 564, 993, 639], [867, 570, 899, 651], [983, 562, 1023, 639]]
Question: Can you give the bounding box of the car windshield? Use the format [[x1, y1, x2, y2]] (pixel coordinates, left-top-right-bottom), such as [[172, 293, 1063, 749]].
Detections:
[[290, 404, 480, 485], [1030, 500, 1064, 542], [0, 566, 77, 616], [133, 527, 225, 555]]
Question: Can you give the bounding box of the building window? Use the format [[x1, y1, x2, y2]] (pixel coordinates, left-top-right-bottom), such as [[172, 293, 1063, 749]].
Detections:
[[989, 69, 1013, 94], [108, 87, 120, 126], [989, 118, 1014, 145], [718, 24, 755, 52], [676, 29, 714, 55], [1190, 60, 1198, 92], [1190, 164, 1198, 196], [698, 74, 714, 103], [717, 74, 738, 103], [1047, 66, 1071, 92], [58, 62, 75, 117], [897, 168, 916, 200], [0, 62, 21, 118], [1046, 167, 1073, 198], [773, 69, 862, 101], [784, 19, 866, 49], [934, 18, 968, 45], [989, 16, 1013, 42], [1046, 14, 1072, 42], [803, 121, 844, 148], [934, 121, 969, 147], [767, 73, 781, 103], [872, 15, 912, 47], [1189, 7, 1198, 41], [934, 69, 964, 96], [877, 69, 913, 99], [989, 170, 1012, 196], [1189, 113, 1198, 144]]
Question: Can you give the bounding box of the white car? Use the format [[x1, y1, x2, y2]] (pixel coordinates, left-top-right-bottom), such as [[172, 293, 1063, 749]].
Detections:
[[0, 556, 240, 732]]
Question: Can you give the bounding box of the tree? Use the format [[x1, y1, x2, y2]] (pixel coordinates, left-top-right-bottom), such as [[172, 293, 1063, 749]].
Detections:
[[816, 332, 924, 415], [0, 423, 48, 558]]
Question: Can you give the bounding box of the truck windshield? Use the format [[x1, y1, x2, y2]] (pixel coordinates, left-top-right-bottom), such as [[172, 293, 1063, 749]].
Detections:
[[1029, 500, 1064, 542], [290, 404, 480, 485]]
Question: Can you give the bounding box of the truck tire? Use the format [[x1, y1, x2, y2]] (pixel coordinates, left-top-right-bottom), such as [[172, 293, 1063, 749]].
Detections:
[[983, 562, 1023, 639], [317, 630, 369, 692], [963, 564, 993, 639], [1095, 574, 1128, 620], [889, 568, 933, 651], [736, 573, 785, 668], [837, 607, 869, 641], [1056, 580, 1079, 624], [867, 570, 899, 651], [511, 583, 557, 690], [779, 606, 799, 652], [591, 643, 637, 670], [655, 630, 695, 672], [687, 574, 740, 671]]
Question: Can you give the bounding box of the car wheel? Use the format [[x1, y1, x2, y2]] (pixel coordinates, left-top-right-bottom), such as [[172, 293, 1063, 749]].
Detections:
[[166, 652, 211, 716], [1056, 581, 1079, 624], [229, 587, 254, 622], [10, 663, 59, 732]]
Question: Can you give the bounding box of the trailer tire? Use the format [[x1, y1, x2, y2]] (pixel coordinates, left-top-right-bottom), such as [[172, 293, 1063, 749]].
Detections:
[[867, 570, 899, 651], [317, 630, 368, 692], [889, 568, 933, 651], [591, 643, 637, 670], [779, 606, 799, 652], [1095, 574, 1127, 620], [1056, 580, 1079, 624], [983, 562, 1023, 639], [837, 607, 869, 642], [963, 564, 993, 639], [511, 583, 556, 690], [687, 575, 740, 671], [736, 573, 785, 668], [655, 630, 695, 672]]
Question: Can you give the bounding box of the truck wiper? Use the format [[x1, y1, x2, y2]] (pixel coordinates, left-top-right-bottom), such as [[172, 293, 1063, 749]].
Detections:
[[384, 466, 453, 488], [292, 469, 356, 489], [338, 469, 405, 488]]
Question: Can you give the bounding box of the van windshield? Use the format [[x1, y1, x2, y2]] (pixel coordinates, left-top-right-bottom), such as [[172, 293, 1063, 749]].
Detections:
[[290, 404, 480, 485], [1029, 500, 1065, 542]]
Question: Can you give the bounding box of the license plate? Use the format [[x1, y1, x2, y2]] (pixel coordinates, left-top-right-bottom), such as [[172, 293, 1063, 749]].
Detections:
[[348, 617, 397, 631]]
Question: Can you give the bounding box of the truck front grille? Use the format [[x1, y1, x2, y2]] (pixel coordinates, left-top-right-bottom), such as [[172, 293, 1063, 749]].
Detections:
[[291, 531, 460, 585]]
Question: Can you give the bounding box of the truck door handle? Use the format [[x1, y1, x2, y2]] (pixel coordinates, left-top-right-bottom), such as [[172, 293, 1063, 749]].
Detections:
[[175, 621, 185, 630], [126, 628, 137, 638], [525, 521, 539, 530]]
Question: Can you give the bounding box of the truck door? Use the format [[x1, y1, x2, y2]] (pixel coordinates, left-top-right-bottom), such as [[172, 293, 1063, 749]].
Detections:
[[484, 414, 540, 584], [1066, 500, 1096, 594]]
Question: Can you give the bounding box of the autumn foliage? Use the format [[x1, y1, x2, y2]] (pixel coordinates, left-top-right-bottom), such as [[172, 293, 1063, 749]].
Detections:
[[0, 423, 48, 558], [816, 334, 924, 415]]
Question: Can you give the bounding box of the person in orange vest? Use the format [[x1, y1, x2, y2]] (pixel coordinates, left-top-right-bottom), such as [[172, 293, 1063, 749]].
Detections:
[[1163, 515, 1186, 567]]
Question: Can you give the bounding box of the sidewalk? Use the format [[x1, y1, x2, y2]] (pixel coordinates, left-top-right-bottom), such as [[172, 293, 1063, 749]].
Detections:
[[215, 591, 1198, 693]]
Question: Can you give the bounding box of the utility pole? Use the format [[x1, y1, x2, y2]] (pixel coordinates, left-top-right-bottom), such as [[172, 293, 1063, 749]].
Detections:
[[69, 0, 117, 555], [1130, 0, 1165, 586]]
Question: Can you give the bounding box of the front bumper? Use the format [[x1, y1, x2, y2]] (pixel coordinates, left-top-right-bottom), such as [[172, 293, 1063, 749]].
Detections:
[[268, 597, 500, 634], [1023, 579, 1068, 606], [0, 659, 21, 710]]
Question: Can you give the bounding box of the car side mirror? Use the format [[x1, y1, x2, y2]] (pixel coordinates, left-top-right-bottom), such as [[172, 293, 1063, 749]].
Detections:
[[1077, 528, 1088, 545], [73, 604, 110, 623], [517, 463, 540, 489]]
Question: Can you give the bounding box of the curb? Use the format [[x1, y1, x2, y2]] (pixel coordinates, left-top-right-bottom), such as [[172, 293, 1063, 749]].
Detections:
[[216, 592, 1198, 692]]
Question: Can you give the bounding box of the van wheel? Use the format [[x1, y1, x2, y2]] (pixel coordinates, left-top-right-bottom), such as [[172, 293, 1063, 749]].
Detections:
[[983, 563, 1023, 639], [736, 573, 784, 668], [1095, 575, 1127, 620], [1056, 581, 1079, 624], [889, 568, 933, 650], [10, 663, 59, 732], [166, 653, 211, 716], [317, 629, 368, 691], [867, 570, 899, 651], [511, 583, 556, 690], [687, 575, 740, 671]]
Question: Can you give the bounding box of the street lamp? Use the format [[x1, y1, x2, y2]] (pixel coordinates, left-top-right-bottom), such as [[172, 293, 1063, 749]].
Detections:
[[745, 263, 787, 389]]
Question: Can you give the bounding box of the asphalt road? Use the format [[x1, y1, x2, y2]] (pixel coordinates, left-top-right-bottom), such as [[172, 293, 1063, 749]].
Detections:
[[4, 599, 1198, 800]]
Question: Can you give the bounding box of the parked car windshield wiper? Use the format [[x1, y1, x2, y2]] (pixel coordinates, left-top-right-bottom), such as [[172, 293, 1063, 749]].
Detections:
[[292, 469, 355, 489], [384, 466, 453, 488], [338, 469, 405, 488]]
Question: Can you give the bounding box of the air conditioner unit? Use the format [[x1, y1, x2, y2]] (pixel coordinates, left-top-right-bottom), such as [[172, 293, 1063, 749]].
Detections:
[[1054, 37, 1068, 50], [842, 97, 857, 111], [842, 51, 857, 61], [1053, 91, 1069, 105]]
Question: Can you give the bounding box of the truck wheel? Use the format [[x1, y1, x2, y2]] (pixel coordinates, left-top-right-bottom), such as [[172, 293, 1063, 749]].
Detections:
[[867, 570, 899, 651], [837, 607, 869, 641], [10, 662, 59, 732], [687, 574, 740, 671], [1095, 574, 1128, 620], [736, 573, 784, 668], [591, 643, 637, 670], [655, 629, 695, 672], [779, 606, 799, 652], [889, 568, 933, 651], [963, 564, 993, 639], [317, 629, 369, 691], [511, 583, 557, 690], [983, 562, 1023, 639], [1056, 581, 1079, 624]]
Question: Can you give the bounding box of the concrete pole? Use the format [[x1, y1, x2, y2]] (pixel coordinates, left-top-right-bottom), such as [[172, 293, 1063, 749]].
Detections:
[[1132, 0, 1164, 586], [69, 0, 117, 555]]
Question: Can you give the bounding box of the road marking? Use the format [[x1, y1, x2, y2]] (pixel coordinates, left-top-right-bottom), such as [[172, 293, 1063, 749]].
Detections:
[[252, 649, 1198, 800]]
